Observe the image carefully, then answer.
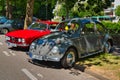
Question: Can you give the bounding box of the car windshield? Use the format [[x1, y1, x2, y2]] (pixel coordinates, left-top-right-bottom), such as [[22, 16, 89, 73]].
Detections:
[[55, 21, 69, 31], [28, 22, 48, 30]]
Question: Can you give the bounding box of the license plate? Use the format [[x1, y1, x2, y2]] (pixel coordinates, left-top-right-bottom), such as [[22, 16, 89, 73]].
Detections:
[[7, 42, 17, 47], [32, 55, 43, 60]]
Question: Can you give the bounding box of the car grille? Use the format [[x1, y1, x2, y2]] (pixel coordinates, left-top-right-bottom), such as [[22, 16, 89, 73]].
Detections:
[[10, 37, 18, 42]]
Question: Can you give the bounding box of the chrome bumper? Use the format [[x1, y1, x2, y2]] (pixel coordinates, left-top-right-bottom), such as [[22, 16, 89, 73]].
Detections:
[[28, 52, 61, 62]]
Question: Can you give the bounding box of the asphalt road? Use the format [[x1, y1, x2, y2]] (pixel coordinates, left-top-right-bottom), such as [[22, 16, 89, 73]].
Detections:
[[0, 34, 100, 80]]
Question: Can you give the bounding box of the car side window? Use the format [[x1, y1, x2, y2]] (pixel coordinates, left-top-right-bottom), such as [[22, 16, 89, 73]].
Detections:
[[57, 22, 68, 31], [96, 23, 105, 34], [69, 23, 79, 31], [82, 23, 94, 35], [39, 23, 47, 30], [50, 24, 58, 29]]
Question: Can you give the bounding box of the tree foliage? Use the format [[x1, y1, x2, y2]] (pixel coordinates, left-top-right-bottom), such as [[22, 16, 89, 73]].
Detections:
[[0, 0, 113, 20], [72, 0, 112, 17], [115, 5, 120, 17], [58, 0, 78, 18]]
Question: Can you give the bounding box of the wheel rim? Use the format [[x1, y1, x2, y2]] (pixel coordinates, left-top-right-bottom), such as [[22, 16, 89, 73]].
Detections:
[[105, 42, 111, 53], [66, 51, 75, 66]]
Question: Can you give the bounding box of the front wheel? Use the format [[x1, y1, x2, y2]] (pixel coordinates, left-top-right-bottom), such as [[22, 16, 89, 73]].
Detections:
[[61, 48, 77, 68]]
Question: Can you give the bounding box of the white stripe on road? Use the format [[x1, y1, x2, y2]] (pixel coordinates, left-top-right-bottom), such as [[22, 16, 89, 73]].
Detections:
[[3, 51, 10, 56], [37, 73, 44, 78], [21, 68, 38, 80], [0, 42, 3, 46], [9, 51, 16, 56]]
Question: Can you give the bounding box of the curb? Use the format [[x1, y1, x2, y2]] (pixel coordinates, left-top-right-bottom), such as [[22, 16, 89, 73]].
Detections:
[[74, 64, 110, 80]]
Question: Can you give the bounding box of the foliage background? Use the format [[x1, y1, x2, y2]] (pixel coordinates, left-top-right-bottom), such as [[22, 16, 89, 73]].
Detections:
[[0, 0, 113, 20]]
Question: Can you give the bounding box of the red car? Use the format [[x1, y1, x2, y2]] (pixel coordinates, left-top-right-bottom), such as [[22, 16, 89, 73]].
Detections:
[[5, 20, 59, 48]]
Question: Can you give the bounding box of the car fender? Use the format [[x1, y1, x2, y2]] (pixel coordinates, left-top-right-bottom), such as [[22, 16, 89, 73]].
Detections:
[[102, 33, 113, 48], [56, 40, 78, 59]]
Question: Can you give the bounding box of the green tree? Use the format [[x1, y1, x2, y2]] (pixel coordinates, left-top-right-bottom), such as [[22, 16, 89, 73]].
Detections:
[[0, 0, 5, 15], [58, 0, 78, 19], [6, 0, 14, 19], [115, 5, 120, 17], [0, 0, 26, 18], [12, 0, 26, 18], [72, 0, 112, 17]]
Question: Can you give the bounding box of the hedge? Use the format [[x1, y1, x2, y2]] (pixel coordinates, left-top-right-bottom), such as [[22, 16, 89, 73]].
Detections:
[[101, 21, 120, 46], [101, 21, 120, 34]]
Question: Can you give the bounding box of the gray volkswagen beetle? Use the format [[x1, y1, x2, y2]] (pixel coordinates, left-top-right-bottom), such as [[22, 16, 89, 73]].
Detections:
[[28, 18, 113, 68]]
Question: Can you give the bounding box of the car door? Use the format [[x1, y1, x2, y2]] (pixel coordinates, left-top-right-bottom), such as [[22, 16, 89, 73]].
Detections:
[[94, 22, 106, 50], [80, 22, 100, 55]]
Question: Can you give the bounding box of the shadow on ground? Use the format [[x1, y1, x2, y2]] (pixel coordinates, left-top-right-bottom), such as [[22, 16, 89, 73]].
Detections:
[[28, 59, 63, 69], [112, 46, 120, 56], [28, 59, 82, 76], [9, 47, 29, 52]]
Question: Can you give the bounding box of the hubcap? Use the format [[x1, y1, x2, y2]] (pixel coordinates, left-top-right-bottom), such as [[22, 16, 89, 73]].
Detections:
[[105, 42, 111, 52], [66, 51, 75, 66]]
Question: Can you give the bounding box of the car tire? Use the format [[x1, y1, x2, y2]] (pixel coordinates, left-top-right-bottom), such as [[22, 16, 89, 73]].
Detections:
[[61, 48, 77, 68], [103, 41, 112, 53], [1, 28, 9, 34]]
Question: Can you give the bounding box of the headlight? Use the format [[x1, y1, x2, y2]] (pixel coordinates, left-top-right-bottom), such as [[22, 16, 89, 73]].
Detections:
[[22, 39, 25, 43], [31, 42, 36, 46], [51, 46, 59, 54], [55, 37, 65, 44], [30, 42, 36, 49], [18, 38, 25, 43], [5, 36, 10, 40], [18, 38, 22, 42]]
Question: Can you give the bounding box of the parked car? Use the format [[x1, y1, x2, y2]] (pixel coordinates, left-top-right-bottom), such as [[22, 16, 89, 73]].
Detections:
[[5, 20, 59, 48], [0, 19, 24, 34], [28, 18, 113, 68], [0, 16, 8, 24]]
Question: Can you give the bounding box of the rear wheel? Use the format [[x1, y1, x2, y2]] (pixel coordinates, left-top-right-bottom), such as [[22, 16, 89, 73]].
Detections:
[[61, 48, 77, 68], [104, 41, 112, 53]]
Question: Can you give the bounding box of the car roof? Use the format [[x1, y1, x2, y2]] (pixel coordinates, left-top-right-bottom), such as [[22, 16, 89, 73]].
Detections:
[[36, 20, 59, 25], [68, 18, 99, 24]]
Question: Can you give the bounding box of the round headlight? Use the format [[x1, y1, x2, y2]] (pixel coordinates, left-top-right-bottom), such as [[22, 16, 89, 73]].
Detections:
[[30, 42, 36, 49], [22, 39, 25, 43], [18, 38, 22, 42], [55, 38, 61, 44], [51, 46, 59, 54], [31, 42, 35, 46], [5, 36, 10, 40]]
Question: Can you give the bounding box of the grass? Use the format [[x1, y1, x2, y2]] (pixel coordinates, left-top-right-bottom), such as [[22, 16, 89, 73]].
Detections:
[[76, 53, 120, 80]]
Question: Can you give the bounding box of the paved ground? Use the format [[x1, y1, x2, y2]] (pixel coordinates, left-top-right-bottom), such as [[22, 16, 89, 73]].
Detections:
[[1, 34, 119, 80], [0, 34, 102, 80]]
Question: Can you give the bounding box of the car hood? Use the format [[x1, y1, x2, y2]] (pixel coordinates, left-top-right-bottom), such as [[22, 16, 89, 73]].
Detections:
[[33, 31, 70, 47], [0, 24, 11, 28], [6, 29, 51, 38], [41, 31, 69, 41]]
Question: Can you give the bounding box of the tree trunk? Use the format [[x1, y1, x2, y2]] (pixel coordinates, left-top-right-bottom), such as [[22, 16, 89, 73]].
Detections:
[[6, 0, 9, 18], [24, 0, 34, 29], [6, 0, 12, 19]]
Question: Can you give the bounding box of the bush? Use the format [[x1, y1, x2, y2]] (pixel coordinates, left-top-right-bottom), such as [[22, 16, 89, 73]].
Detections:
[[101, 21, 120, 34]]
